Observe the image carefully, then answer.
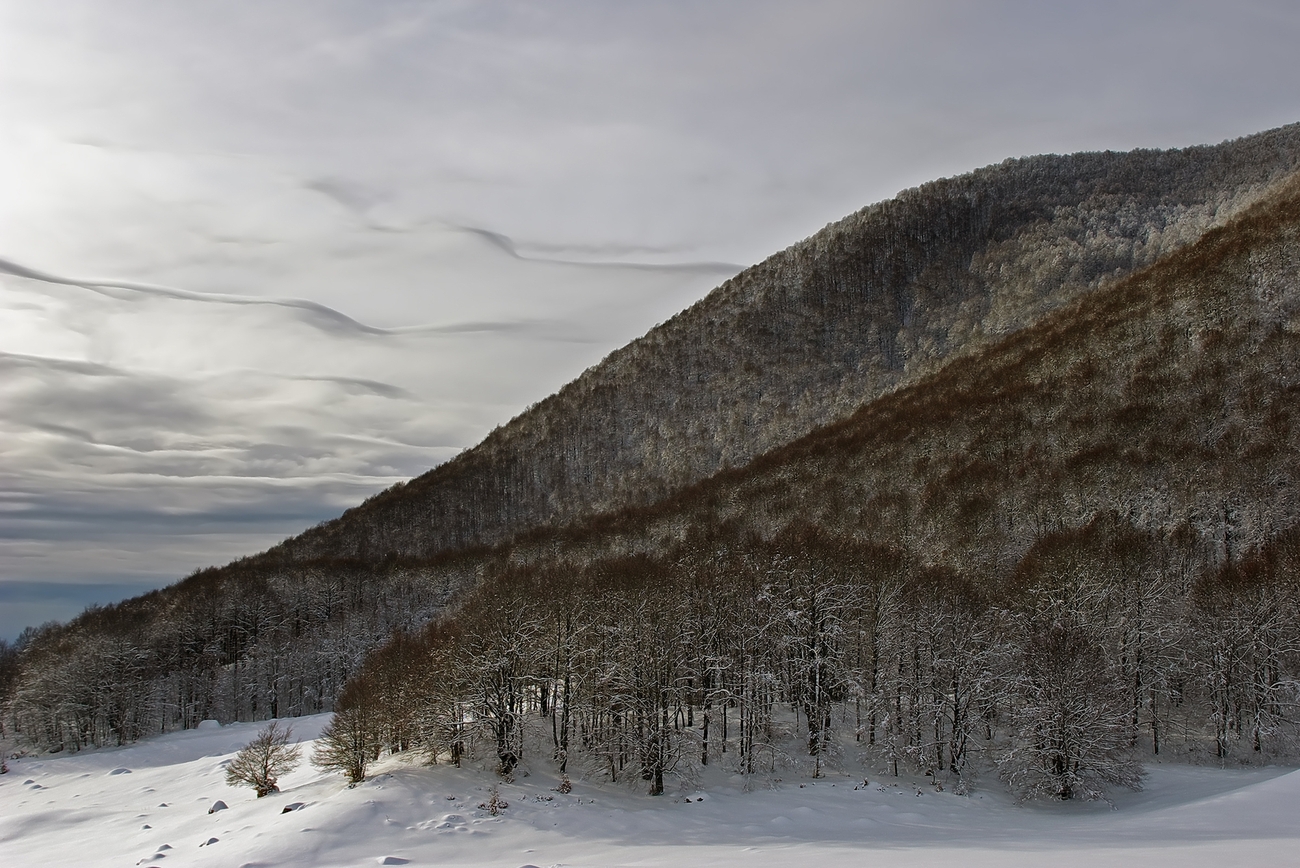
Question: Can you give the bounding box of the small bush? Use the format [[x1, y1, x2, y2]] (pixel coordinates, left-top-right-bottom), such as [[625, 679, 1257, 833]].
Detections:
[[479, 787, 508, 815]]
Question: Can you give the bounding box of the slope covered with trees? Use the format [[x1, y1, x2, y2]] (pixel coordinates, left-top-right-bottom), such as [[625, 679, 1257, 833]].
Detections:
[[331, 171, 1300, 799], [266, 123, 1300, 563], [8, 126, 1300, 768]]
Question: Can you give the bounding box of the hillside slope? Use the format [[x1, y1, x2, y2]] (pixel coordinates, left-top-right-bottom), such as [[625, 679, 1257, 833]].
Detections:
[[11, 126, 1300, 754], [4, 714, 1297, 868], [268, 124, 1300, 563], [336, 171, 1300, 801], [514, 168, 1300, 569]]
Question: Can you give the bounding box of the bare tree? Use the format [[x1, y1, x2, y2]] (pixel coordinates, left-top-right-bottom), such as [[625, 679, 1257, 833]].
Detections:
[[312, 706, 380, 784], [998, 621, 1143, 800], [225, 721, 302, 797]]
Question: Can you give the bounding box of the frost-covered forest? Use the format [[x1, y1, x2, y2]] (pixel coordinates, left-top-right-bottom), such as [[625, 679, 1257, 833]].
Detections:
[[5, 560, 467, 746], [7, 127, 1300, 802], [341, 520, 1300, 801], [328, 171, 1300, 800]]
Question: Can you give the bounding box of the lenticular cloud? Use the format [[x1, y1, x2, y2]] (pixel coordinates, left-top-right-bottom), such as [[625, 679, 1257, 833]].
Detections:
[[0, 233, 732, 632]]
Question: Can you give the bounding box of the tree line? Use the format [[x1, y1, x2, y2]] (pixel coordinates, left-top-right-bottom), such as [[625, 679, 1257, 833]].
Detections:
[[3, 558, 466, 752], [327, 519, 1300, 800]]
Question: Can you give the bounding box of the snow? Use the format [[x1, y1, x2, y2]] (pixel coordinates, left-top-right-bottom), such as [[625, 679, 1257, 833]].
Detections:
[[2, 714, 1297, 868]]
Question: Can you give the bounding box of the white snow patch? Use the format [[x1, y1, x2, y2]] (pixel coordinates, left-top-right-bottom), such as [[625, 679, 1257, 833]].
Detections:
[[1, 714, 1298, 868]]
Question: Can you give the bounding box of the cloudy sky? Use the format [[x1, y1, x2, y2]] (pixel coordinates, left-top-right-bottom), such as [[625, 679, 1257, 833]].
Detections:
[[2, 0, 1299, 638]]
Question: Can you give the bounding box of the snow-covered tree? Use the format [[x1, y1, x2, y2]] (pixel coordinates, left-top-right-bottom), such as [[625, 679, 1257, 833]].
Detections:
[[998, 621, 1143, 800], [312, 705, 381, 784]]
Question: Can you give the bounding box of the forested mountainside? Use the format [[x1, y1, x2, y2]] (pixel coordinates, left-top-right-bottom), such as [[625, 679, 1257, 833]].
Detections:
[[509, 170, 1300, 575], [266, 123, 1300, 563], [8, 126, 1300, 766], [329, 172, 1300, 800]]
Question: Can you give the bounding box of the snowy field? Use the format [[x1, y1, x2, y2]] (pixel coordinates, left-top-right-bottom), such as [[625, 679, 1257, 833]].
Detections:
[[2, 714, 1297, 868]]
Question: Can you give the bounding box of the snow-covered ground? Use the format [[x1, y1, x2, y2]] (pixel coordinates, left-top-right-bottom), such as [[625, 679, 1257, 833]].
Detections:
[[2, 714, 1297, 868]]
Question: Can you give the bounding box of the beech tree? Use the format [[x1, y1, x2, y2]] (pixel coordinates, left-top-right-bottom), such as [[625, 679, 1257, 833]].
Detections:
[[998, 621, 1142, 800], [313, 676, 385, 784], [313, 708, 380, 784], [226, 721, 302, 797]]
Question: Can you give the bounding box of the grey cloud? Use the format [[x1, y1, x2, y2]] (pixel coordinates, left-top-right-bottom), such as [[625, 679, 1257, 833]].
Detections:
[[0, 255, 391, 337], [0, 489, 348, 540], [25, 421, 100, 445], [456, 226, 743, 274], [303, 177, 382, 215], [289, 375, 414, 400], [0, 255, 612, 340], [6, 366, 212, 436], [0, 351, 123, 377], [0, 252, 582, 340]]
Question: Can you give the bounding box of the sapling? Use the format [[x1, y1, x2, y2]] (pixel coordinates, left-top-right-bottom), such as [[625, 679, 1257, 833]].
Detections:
[[225, 722, 302, 798]]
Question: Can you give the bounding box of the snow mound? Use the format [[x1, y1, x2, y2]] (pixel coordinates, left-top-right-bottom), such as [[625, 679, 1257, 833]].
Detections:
[[196, 719, 222, 730], [208, 800, 228, 814], [109, 767, 132, 775], [3, 713, 1300, 868]]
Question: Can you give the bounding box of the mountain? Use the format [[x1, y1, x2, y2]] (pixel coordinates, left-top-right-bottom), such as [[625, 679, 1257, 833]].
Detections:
[[264, 123, 1300, 563], [340, 167, 1300, 800], [8, 124, 1300, 763], [526, 168, 1300, 573]]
